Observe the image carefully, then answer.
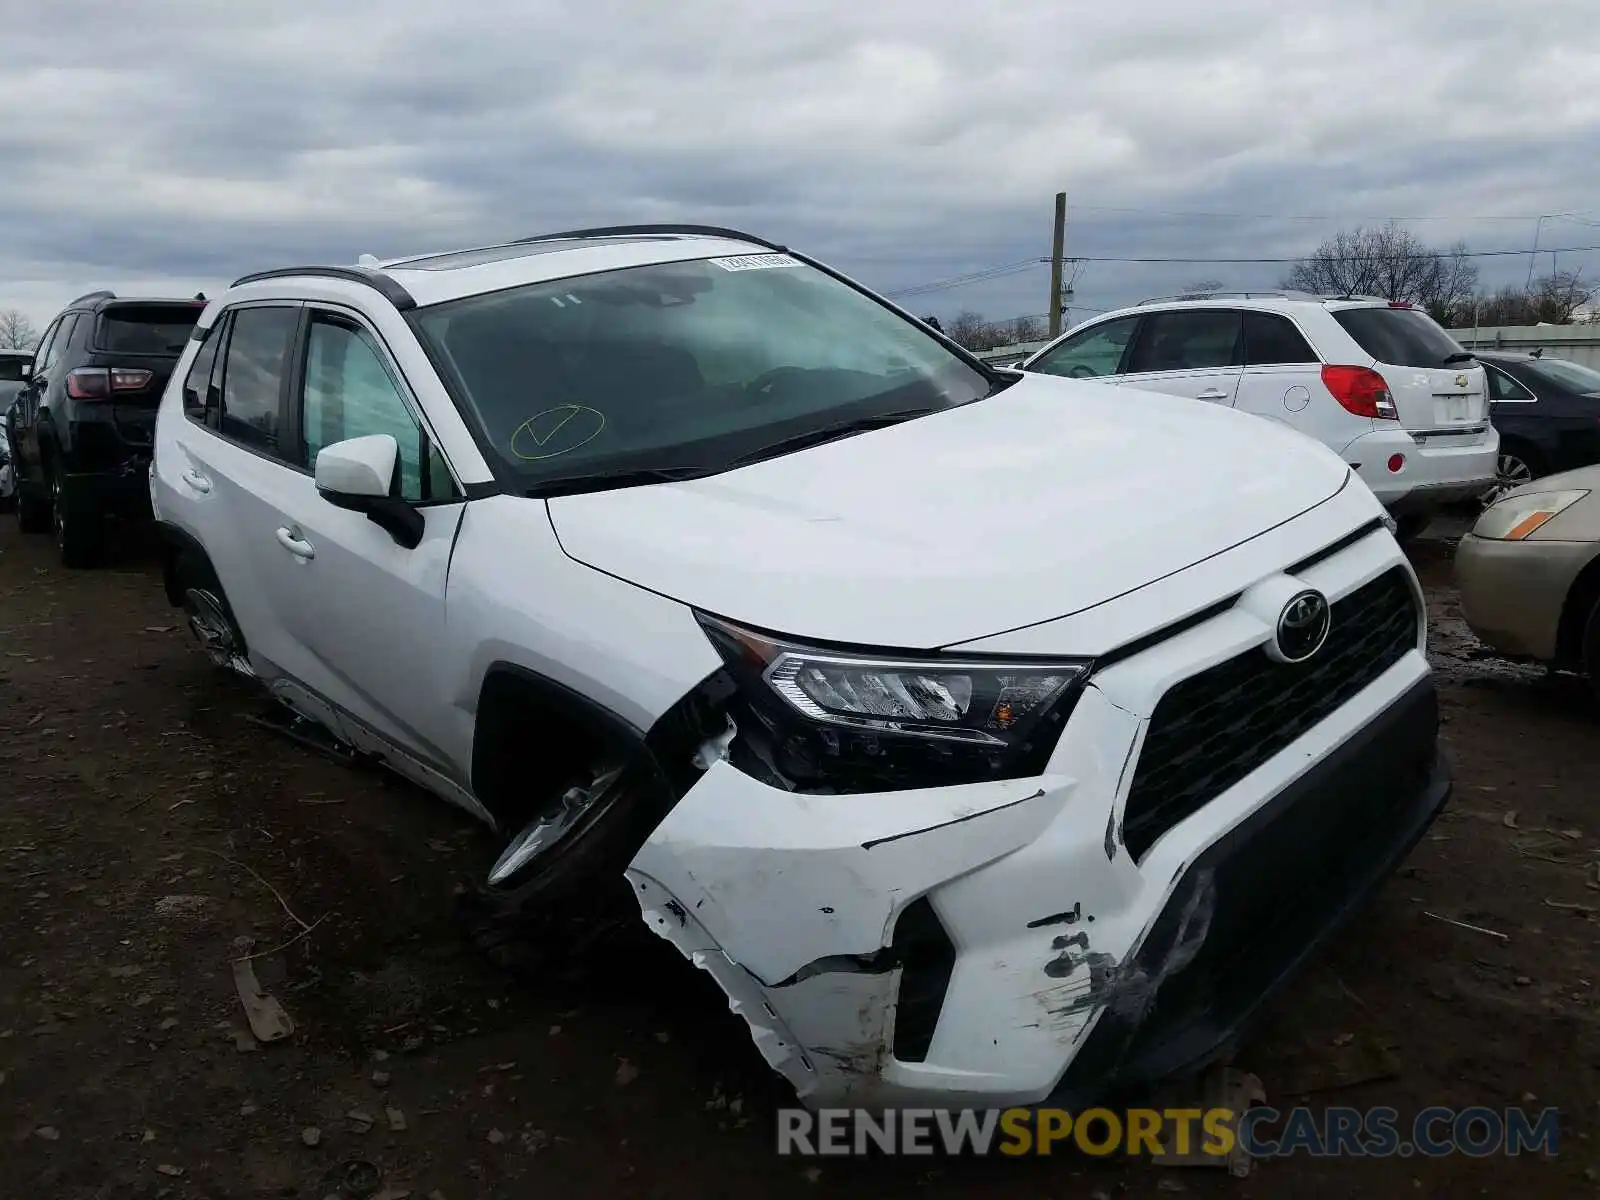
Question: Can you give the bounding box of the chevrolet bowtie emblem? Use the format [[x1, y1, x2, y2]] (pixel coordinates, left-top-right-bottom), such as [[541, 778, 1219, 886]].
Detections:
[[1455, 373, 1469, 388]]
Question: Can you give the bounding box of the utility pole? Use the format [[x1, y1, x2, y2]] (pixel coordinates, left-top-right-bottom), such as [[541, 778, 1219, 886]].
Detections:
[[1048, 192, 1067, 339]]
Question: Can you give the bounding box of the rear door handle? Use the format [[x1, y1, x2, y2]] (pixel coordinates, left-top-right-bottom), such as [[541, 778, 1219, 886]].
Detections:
[[181, 469, 212, 493], [1195, 388, 1230, 400], [275, 526, 315, 560]]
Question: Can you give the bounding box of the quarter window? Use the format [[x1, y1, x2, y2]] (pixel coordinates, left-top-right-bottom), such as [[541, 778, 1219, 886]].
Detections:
[[1241, 312, 1317, 366], [1486, 366, 1535, 403], [182, 320, 226, 427], [1028, 316, 1140, 379]]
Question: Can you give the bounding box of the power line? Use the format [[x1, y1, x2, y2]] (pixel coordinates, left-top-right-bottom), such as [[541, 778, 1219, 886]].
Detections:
[[1067, 204, 1600, 223], [893, 243, 1600, 297], [1065, 243, 1600, 265]]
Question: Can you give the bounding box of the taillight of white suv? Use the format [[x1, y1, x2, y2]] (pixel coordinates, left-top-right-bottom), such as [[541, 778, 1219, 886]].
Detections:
[[1321, 364, 1398, 420]]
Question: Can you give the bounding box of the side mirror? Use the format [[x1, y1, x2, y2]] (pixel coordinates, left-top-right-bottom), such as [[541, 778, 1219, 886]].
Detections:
[[314, 434, 424, 549], [1007, 359, 1028, 371]]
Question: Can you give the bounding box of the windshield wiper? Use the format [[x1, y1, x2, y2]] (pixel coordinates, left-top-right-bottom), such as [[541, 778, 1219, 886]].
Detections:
[[1442, 352, 1476, 365], [525, 465, 722, 499], [726, 407, 941, 470]]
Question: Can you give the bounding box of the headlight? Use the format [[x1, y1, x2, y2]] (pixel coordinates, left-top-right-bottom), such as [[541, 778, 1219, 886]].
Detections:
[[1473, 489, 1590, 541], [696, 612, 1092, 790]]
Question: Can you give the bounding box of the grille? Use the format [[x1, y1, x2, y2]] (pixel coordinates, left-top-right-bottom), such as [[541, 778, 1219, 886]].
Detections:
[[1121, 566, 1419, 861]]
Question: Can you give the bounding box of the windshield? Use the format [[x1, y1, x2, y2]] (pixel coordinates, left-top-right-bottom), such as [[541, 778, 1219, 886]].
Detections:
[[1331, 306, 1467, 369], [1524, 356, 1600, 395], [408, 254, 997, 489]]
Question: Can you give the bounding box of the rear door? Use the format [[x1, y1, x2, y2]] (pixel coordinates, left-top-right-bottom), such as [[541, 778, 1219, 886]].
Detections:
[[1328, 304, 1488, 434], [1232, 309, 1340, 439], [1117, 308, 1244, 405], [90, 301, 206, 451], [165, 302, 312, 694]]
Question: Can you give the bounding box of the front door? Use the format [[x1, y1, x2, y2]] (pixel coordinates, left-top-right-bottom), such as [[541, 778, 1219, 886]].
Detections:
[[1116, 309, 1244, 406], [261, 306, 467, 779]]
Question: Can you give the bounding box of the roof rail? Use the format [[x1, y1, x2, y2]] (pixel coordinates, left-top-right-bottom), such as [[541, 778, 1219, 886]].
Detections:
[[1136, 289, 1319, 305], [508, 223, 786, 252], [228, 265, 417, 311], [67, 289, 116, 307]]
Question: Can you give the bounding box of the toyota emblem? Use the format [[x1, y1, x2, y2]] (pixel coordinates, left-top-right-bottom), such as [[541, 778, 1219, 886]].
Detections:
[[1275, 589, 1331, 662]]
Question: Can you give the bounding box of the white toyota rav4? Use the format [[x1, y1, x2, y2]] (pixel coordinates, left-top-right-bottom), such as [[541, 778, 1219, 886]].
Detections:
[[149, 225, 1451, 1110]]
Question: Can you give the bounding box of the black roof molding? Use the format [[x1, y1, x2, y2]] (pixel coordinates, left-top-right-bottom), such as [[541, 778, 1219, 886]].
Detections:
[[229, 266, 417, 311], [508, 223, 786, 252]]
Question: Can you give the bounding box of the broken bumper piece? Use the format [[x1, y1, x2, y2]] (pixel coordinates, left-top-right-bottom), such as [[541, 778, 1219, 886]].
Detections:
[[627, 666, 1450, 1111]]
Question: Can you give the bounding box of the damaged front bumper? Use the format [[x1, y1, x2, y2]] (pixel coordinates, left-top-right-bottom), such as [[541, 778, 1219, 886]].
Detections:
[[626, 536, 1452, 1110], [627, 674, 1448, 1111]]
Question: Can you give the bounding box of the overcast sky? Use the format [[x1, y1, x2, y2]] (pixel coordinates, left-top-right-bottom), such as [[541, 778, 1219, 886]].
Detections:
[[3, 0, 1599, 336]]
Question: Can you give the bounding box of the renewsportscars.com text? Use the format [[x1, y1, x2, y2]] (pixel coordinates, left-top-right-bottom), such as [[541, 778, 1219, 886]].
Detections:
[[776, 1106, 1560, 1158]]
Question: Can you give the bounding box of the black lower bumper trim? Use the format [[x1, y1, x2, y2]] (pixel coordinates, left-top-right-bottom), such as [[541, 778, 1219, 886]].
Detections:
[[1048, 672, 1451, 1107]]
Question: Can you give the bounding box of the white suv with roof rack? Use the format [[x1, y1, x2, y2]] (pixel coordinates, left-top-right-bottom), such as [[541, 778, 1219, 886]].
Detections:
[[1015, 291, 1497, 537], [148, 226, 1450, 1111]]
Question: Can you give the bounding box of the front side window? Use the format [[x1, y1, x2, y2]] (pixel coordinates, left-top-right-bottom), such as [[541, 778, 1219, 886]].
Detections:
[[408, 254, 999, 491], [301, 314, 450, 502], [1127, 310, 1242, 373], [30, 318, 63, 378], [40, 316, 78, 375], [1027, 316, 1139, 379], [218, 306, 298, 453]]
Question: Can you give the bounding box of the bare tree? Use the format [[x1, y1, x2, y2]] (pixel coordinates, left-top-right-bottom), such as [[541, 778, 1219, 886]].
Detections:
[[1419, 241, 1479, 327], [0, 308, 39, 350], [1283, 222, 1475, 310], [945, 310, 1008, 351], [1006, 314, 1045, 343], [1530, 269, 1594, 324], [1469, 271, 1596, 327]]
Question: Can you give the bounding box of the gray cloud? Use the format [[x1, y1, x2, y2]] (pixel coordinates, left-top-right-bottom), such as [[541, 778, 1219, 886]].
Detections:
[[2, 0, 1598, 330]]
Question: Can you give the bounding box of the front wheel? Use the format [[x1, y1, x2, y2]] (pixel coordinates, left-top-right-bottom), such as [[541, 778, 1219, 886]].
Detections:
[[1582, 595, 1600, 704]]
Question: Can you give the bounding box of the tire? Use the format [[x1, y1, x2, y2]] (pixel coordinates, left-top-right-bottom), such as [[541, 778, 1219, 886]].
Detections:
[[16, 483, 49, 533], [1582, 594, 1600, 704], [1479, 442, 1542, 506], [52, 473, 103, 568], [460, 754, 672, 971], [173, 550, 248, 671]]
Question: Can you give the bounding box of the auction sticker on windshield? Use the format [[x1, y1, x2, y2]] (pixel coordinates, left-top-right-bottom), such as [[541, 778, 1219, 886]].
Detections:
[[711, 253, 801, 271]]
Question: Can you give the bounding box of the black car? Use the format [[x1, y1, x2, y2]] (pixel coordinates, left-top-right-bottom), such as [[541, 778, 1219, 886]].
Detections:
[[6, 291, 206, 566], [1477, 349, 1600, 498]]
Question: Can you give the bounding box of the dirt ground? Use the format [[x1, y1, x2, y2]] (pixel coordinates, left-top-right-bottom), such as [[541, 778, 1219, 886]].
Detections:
[[2, 513, 1598, 1200]]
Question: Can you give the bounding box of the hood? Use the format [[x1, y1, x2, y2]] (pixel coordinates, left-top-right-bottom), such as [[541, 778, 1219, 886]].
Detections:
[[547, 374, 1351, 648]]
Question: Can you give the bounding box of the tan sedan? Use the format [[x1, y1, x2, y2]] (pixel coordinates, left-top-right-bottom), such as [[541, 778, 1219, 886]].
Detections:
[[1455, 463, 1600, 684]]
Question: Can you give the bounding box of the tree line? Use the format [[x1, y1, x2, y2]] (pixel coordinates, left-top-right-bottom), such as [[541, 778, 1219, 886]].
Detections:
[[935, 221, 1598, 351]]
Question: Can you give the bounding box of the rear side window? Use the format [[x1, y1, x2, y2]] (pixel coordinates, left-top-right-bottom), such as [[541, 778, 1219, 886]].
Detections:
[[1127, 310, 1241, 373], [217, 306, 299, 453], [95, 304, 204, 355], [1486, 366, 1535, 403], [1331, 307, 1465, 369], [1241, 312, 1316, 365]]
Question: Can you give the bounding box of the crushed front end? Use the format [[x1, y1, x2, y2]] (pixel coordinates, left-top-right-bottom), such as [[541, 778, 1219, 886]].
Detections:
[[626, 515, 1451, 1110]]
